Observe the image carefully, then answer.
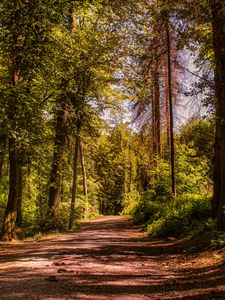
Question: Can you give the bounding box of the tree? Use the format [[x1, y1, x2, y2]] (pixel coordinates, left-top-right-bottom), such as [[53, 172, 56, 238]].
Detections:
[[0, 0, 59, 240], [48, 0, 75, 211], [49, 1, 128, 227], [211, 0, 225, 229], [92, 124, 139, 215], [0, 136, 7, 181], [80, 142, 88, 197], [165, 15, 176, 197], [129, 1, 183, 197], [69, 126, 81, 229]]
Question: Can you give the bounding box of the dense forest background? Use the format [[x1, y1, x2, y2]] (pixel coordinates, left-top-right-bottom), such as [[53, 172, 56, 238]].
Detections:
[[0, 0, 224, 243]]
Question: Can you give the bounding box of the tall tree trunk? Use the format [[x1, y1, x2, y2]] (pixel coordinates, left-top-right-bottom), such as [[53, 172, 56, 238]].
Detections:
[[166, 20, 176, 198], [0, 135, 7, 181], [211, 0, 225, 229], [151, 90, 157, 156], [69, 135, 80, 229], [79, 143, 87, 196], [49, 102, 68, 210], [151, 24, 162, 159], [1, 139, 20, 241], [27, 159, 32, 201], [166, 94, 170, 148], [80, 142, 89, 217], [154, 58, 162, 157], [164, 70, 171, 147], [128, 146, 132, 193]]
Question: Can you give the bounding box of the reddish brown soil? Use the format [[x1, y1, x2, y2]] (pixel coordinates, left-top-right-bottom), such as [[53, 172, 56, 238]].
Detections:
[[0, 216, 225, 299]]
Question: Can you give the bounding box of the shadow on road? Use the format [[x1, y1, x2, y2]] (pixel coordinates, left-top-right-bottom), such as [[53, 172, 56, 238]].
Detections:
[[0, 216, 224, 299]]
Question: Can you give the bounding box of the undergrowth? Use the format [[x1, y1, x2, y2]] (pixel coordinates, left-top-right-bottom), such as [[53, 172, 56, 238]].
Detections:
[[124, 192, 212, 238]]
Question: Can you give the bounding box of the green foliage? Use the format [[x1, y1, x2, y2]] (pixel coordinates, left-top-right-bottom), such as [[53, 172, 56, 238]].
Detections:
[[146, 194, 211, 237], [42, 204, 72, 232], [124, 191, 159, 224], [0, 173, 8, 224], [125, 136, 213, 238], [122, 188, 141, 218], [211, 231, 225, 248], [147, 142, 210, 197], [175, 143, 210, 194], [179, 116, 214, 178], [93, 124, 139, 215], [127, 192, 212, 237]]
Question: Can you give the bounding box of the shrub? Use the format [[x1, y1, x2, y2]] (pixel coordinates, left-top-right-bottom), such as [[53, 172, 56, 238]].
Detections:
[[123, 190, 163, 224], [126, 190, 212, 238], [146, 194, 212, 237]]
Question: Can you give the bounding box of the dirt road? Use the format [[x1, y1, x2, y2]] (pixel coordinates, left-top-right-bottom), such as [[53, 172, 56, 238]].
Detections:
[[0, 216, 225, 299]]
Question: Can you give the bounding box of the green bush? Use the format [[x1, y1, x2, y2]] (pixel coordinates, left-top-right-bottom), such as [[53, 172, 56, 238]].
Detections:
[[126, 190, 212, 238], [123, 141, 212, 238], [146, 194, 212, 237], [123, 190, 163, 224], [211, 230, 225, 248]]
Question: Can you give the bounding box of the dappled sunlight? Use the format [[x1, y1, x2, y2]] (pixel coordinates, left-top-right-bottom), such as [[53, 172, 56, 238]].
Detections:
[[0, 217, 225, 299]]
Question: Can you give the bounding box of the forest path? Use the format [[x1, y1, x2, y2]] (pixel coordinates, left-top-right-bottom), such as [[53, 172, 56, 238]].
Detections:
[[0, 216, 225, 299]]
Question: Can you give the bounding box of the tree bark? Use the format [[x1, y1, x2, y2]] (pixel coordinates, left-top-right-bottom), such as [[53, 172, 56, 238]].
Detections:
[[80, 143, 88, 196], [151, 26, 162, 161], [0, 135, 7, 181], [49, 102, 68, 210], [16, 164, 23, 226], [154, 57, 162, 157], [27, 159, 32, 201], [151, 88, 157, 156], [1, 139, 20, 241], [165, 70, 171, 148], [211, 0, 225, 229], [166, 20, 176, 198], [69, 134, 80, 229]]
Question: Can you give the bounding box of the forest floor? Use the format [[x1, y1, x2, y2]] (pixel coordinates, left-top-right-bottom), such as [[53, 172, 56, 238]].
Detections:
[[0, 216, 225, 300]]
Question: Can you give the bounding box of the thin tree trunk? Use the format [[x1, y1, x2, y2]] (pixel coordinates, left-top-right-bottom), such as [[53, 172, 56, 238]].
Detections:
[[165, 70, 171, 147], [69, 135, 80, 229], [49, 102, 68, 210], [16, 164, 23, 226], [128, 147, 132, 193], [211, 0, 225, 229], [154, 58, 162, 156], [27, 159, 32, 201], [166, 20, 176, 198], [79, 143, 87, 196], [0, 135, 7, 181], [61, 174, 64, 203], [152, 90, 157, 156], [166, 95, 170, 147], [151, 25, 162, 159]]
